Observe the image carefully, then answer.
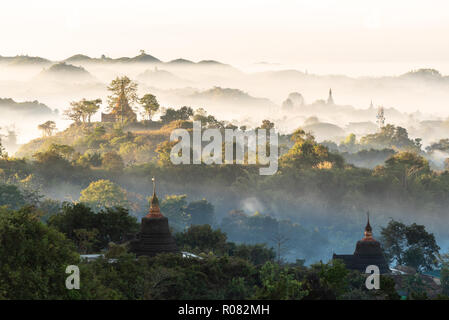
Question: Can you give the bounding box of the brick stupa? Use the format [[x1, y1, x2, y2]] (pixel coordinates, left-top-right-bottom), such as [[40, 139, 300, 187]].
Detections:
[[129, 177, 178, 257]]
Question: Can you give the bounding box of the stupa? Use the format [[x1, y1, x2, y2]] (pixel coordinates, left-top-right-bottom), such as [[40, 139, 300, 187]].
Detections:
[[332, 213, 390, 273], [129, 177, 178, 257]]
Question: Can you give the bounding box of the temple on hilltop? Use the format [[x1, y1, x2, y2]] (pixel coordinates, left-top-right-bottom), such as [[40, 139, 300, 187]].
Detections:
[[129, 178, 178, 257], [332, 213, 390, 274], [101, 87, 137, 123], [327, 88, 334, 105]]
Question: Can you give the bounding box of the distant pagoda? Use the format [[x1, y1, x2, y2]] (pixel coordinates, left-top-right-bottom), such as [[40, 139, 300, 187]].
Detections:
[[129, 178, 178, 257], [327, 88, 334, 105], [333, 213, 390, 274]]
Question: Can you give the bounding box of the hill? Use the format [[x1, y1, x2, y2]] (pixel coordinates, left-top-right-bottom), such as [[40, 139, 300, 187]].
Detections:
[[0, 55, 52, 66], [0, 97, 55, 115], [35, 62, 94, 82], [189, 87, 276, 108], [137, 68, 191, 88]]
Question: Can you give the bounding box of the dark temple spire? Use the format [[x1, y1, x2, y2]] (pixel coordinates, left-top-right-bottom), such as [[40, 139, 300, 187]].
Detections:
[[147, 177, 163, 217], [363, 211, 373, 241]]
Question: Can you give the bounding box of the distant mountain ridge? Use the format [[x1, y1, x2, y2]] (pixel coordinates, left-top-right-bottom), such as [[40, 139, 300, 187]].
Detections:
[[0, 97, 55, 115], [0, 52, 235, 76], [0, 55, 52, 66]]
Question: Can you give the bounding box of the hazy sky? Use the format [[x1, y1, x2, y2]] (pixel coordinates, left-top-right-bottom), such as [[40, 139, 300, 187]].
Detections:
[[2, 0, 449, 75]]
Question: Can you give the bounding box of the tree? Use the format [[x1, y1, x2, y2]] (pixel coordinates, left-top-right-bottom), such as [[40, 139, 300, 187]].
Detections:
[[381, 220, 440, 271], [381, 152, 430, 190], [82, 99, 102, 123], [186, 199, 215, 225], [155, 140, 177, 167], [139, 93, 160, 121], [107, 76, 138, 123], [271, 233, 290, 264], [160, 194, 190, 230], [79, 179, 129, 211], [37, 120, 57, 137], [254, 261, 307, 300], [63, 102, 83, 123], [175, 224, 228, 254], [0, 139, 6, 158], [260, 120, 275, 130], [102, 151, 125, 172], [0, 206, 79, 299], [308, 260, 350, 299], [32, 150, 74, 182], [280, 128, 344, 169], [65, 99, 101, 123], [160, 106, 193, 123], [0, 184, 26, 209], [193, 108, 222, 128], [49, 203, 139, 252], [440, 254, 449, 296], [48, 144, 75, 160], [360, 124, 421, 151]]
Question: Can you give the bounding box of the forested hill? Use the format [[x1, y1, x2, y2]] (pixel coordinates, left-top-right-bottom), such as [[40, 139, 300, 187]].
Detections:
[[0, 98, 55, 115]]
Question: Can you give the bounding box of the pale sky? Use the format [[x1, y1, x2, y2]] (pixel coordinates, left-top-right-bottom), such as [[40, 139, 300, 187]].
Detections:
[[2, 0, 449, 75]]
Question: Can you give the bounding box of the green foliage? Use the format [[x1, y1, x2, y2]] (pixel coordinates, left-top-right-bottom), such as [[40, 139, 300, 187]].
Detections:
[[230, 243, 275, 266], [312, 259, 349, 298], [221, 211, 328, 262], [441, 254, 449, 296], [102, 151, 125, 172], [37, 120, 57, 137], [175, 224, 228, 254], [0, 183, 26, 209], [160, 194, 190, 230], [280, 128, 344, 170], [139, 93, 160, 120], [360, 124, 421, 151], [0, 139, 6, 159], [48, 203, 138, 252], [160, 106, 193, 123], [80, 179, 129, 211], [32, 149, 85, 183], [0, 206, 79, 299], [64, 98, 101, 123], [186, 199, 215, 225], [381, 219, 440, 271], [254, 261, 307, 300]]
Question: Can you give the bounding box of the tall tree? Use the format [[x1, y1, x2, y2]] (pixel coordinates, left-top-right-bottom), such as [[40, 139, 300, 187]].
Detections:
[[37, 120, 57, 137], [381, 220, 440, 271], [186, 199, 215, 225], [107, 76, 138, 123], [65, 98, 101, 123], [139, 93, 160, 121], [79, 179, 129, 211]]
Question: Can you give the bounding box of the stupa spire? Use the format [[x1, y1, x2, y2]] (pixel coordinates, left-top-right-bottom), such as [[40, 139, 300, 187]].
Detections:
[[362, 211, 374, 241], [147, 177, 163, 217]]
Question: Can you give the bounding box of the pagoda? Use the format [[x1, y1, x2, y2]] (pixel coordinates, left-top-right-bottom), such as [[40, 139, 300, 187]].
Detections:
[[129, 178, 178, 257], [333, 213, 390, 274], [327, 88, 334, 105]]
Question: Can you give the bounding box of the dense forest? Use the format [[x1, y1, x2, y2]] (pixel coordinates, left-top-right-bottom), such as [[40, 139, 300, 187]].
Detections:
[[1, 76, 449, 299]]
